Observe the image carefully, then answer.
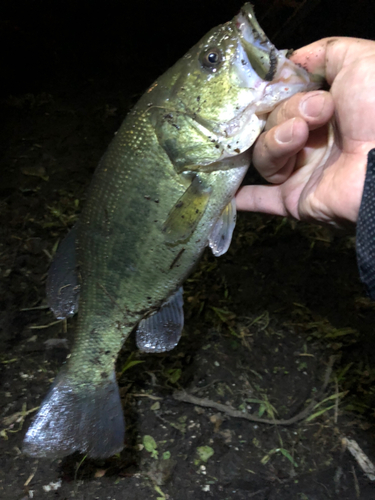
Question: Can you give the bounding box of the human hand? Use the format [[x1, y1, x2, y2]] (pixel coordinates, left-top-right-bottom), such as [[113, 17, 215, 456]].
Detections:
[[236, 37, 375, 229]]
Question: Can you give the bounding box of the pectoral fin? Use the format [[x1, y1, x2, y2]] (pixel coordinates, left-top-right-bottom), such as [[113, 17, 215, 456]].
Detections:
[[209, 198, 237, 257], [162, 175, 212, 244], [136, 287, 184, 353]]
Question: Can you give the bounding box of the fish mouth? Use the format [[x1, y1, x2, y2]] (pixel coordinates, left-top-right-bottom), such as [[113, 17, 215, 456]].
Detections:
[[235, 3, 279, 82], [234, 3, 323, 87]]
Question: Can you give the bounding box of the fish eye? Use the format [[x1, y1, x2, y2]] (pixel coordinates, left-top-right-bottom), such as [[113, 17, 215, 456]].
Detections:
[[200, 48, 223, 72], [208, 52, 219, 64]]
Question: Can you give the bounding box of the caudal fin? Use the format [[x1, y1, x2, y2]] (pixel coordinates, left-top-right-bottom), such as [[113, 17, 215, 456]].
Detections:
[[23, 370, 124, 459]]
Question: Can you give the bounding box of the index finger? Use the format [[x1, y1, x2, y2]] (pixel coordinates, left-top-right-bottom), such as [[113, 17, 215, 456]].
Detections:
[[290, 37, 375, 85]]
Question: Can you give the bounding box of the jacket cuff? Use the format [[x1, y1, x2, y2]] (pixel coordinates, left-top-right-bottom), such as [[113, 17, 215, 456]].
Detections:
[[356, 148, 375, 300]]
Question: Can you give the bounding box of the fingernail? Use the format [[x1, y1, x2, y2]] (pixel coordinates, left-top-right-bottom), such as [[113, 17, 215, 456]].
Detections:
[[301, 93, 325, 118], [275, 118, 295, 144]]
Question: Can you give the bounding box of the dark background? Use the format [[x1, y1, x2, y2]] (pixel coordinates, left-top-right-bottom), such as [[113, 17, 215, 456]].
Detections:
[[1, 0, 375, 96]]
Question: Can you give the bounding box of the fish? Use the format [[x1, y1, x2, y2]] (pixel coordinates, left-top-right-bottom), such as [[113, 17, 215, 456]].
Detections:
[[23, 3, 321, 459]]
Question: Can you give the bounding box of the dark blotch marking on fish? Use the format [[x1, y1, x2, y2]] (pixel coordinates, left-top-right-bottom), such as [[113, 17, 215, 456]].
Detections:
[[170, 248, 185, 270], [100, 372, 107, 379], [92, 356, 103, 366], [102, 207, 112, 237], [234, 148, 241, 153], [105, 350, 111, 355], [154, 199, 159, 203], [175, 201, 184, 208], [144, 195, 151, 200], [97, 283, 126, 315]]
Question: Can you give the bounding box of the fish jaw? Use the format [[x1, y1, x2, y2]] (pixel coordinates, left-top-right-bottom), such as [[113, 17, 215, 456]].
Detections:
[[234, 2, 323, 115], [212, 3, 323, 155]]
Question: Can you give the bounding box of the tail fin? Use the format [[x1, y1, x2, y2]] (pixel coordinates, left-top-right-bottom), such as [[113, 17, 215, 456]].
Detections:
[[23, 370, 124, 459]]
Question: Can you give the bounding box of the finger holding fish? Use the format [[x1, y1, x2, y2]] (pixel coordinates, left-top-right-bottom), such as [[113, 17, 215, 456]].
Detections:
[[245, 91, 334, 185]]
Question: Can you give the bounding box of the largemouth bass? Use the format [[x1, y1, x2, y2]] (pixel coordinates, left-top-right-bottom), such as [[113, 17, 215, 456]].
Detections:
[[23, 4, 320, 458]]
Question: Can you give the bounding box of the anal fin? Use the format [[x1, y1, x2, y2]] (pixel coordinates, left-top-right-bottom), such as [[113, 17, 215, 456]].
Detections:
[[136, 287, 184, 353], [209, 198, 237, 257]]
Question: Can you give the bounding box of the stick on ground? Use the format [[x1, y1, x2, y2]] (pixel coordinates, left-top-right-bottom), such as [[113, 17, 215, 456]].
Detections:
[[173, 356, 335, 426]]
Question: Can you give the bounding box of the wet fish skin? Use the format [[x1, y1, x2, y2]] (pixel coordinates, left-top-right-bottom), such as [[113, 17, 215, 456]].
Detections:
[[23, 4, 320, 459]]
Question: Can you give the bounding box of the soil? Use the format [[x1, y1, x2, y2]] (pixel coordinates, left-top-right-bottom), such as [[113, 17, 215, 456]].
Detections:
[[1, 1, 375, 499]]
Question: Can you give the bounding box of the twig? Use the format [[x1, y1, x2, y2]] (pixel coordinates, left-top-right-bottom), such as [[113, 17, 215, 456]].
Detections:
[[132, 393, 162, 401], [29, 320, 63, 330], [173, 356, 335, 426], [352, 464, 360, 499], [20, 305, 49, 311], [343, 437, 375, 481], [24, 466, 38, 487], [248, 489, 269, 498]]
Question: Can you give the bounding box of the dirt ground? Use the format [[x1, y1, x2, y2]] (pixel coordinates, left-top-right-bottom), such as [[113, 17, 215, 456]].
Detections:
[[1, 1, 375, 499]]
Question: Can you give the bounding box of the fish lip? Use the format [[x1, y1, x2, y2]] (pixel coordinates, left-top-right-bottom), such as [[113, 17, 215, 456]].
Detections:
[[234, 3, 279, 82]]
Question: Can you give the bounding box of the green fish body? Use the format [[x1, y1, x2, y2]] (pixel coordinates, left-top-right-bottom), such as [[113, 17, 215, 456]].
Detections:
[[23, 4, 320, 458]]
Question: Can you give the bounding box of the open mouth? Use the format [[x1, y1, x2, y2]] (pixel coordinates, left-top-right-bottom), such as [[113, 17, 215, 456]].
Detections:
[[235, 3, 279, 82], [234, 3, 323, 89]]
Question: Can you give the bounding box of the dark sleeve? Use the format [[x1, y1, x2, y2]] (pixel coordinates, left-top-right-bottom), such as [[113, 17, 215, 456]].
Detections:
[[356, 148, 375, 300]]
